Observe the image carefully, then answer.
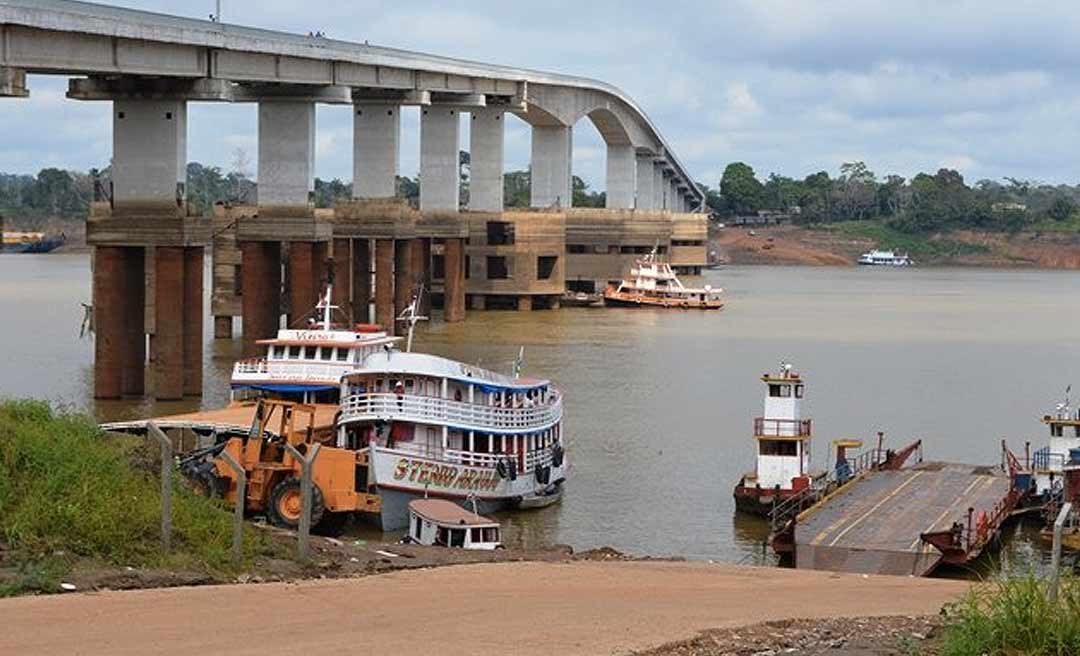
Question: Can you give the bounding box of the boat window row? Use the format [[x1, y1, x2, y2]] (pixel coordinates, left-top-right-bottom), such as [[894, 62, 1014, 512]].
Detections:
[[271, 344, 353, 363], [345, 375, 553, 407], [759, 439, 799, 456], [1050, 423, 1080, 438], [768, 383, 804, 398]]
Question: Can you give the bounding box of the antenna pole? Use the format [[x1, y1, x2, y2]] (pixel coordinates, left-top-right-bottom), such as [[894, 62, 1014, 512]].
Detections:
[[215, 0, 221, 22]]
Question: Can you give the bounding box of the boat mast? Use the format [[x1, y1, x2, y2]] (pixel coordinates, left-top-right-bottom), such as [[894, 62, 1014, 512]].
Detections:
[[396, 286, 428, 352]]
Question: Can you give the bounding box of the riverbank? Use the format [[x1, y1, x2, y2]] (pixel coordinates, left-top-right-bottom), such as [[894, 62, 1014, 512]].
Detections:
[[712, 222, 1080, 268], [0, 561, 967, 655]]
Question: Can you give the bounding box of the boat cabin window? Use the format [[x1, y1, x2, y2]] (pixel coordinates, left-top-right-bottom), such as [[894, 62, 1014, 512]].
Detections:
[[336, 348, 349, 362], [288, 345, 301, 359], [450, 528, 466, 548], [319, 347, 333, 361], [795, 384, 804, 398], [768, 384, 792, 398], [271, 345, 284, 359], [470, 527, 482, 542], [414, 516, 422, 540], [760, 440, 798, 456], [537, 256, 557, 280], [1052, 424, 1064, 437], [486, 221, 515, 246]]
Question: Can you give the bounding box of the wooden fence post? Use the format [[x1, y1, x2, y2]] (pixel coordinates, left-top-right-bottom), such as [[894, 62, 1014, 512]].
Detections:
[[282, 442, 321, 561], [147, 422, 172, 551], [216, 448, 247, 566]]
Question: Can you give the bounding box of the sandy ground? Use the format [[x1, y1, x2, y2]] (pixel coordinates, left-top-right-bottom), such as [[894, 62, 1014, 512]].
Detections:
[[0, 560, 967, 656]]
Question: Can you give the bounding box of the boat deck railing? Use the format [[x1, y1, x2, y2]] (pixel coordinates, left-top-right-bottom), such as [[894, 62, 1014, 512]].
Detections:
[[754, 418, 812, 438], [1032, 446, 1068, 472], [341, 392, 562, 433], [381, 443, 557, 473], [233, 358, 351, 383]]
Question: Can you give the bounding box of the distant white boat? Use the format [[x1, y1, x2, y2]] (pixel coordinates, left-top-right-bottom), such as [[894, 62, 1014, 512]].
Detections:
[[857, 249, 913, 267]]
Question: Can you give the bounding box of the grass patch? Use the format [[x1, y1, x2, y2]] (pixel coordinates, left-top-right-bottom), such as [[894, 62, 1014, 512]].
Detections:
[[940, 573, 1080, 656], [0, 399, 276, 595], [1028, 215, 1080, 235], [816, 220, 991, 260]]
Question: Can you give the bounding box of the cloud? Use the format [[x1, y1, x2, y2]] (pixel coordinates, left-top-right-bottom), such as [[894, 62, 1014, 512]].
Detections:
[[6, 0, 1080, 191]]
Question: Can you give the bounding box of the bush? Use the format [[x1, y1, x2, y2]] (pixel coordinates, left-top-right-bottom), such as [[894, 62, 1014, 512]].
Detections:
[[940, 573, 1080, 656], [0, 399, 273, 593]]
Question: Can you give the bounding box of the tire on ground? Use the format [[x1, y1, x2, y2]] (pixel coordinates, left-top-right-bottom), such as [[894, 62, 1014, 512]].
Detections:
[[268, 476, 326, 530]]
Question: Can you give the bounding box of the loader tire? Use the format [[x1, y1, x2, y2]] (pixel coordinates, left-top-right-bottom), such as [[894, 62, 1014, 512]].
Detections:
[[268, 477, 325, 531]]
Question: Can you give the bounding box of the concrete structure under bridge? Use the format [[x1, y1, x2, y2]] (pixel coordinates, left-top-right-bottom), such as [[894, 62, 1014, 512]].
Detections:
[[0, 0, 706, 399]]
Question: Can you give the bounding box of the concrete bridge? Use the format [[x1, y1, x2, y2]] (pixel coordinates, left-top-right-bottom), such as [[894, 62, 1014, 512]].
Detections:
[[0, 0, 706, 400]]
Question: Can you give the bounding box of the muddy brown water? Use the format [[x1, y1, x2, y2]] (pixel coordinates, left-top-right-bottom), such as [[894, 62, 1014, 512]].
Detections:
[[2, 252, 1079, 568]]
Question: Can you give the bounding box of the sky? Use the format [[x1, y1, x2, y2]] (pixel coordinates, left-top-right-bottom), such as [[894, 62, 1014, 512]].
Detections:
[[5, 0, 1080, 190]]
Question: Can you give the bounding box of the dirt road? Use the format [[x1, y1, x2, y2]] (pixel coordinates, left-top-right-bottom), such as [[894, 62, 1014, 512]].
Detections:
[[0, 561, 966, 655]]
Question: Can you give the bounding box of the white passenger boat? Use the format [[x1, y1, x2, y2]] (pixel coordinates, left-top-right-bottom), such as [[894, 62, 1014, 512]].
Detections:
[[230, 283, 398, 404], [335, 299, 568, 530], [603, 247, 723, 309], [404, 499, 502, 550], [857, 249, 913, 266]]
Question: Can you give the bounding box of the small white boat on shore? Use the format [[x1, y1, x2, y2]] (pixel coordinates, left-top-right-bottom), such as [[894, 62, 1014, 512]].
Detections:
[[404, 499, 502, 550], [857, 249, 913, 267]]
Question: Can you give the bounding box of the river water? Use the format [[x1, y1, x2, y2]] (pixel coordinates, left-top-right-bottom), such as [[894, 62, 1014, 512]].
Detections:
[[3, 252, 1079, 569]]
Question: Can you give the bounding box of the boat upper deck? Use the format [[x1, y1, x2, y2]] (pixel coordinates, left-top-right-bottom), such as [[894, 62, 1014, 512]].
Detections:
[[793, 461, 1013, 576]]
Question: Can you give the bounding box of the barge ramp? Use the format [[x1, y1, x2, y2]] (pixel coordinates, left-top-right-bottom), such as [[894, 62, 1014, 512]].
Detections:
[[772, 443, 1026, 577]]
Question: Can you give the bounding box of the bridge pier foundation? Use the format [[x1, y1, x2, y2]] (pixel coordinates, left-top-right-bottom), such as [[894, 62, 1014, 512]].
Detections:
[[393, 238, 415, 322], [240, 241, 281, 357], [352, 238, 372, 324], [530, 125, 572, 208], [93, 246, 145, 399], [331, 238, 351, 320], [443, 237, 466, 322], [653, 167, 665, 210]]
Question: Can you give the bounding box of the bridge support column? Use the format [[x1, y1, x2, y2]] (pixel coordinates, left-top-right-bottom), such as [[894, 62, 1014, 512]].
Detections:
[[394, 239, 415, 321], [669, 180, 680, 212], [530, 125, 572, 208], [154, 247, 185, 400], [443, 238, 466, 322], [0, 67, 28, 97], [412, 237, 432, 315], [605, 145, 635, 209], [635, 155, 656, 209], [93, 246, 145, 399], [240, 241, 281, 357], [352, 239, 371, 324], [374, 238, 395, 332], [653, 167, 665, 210], [288, 241, 325, 326], [353, 103, 400, 198], [420, 107, 461, 211], [517, 295, 533, 312], [183, 246, 203, 396], [469, 108, 504, 211]]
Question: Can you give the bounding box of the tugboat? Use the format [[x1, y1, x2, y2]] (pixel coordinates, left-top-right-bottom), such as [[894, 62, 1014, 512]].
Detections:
[[603, 247, 723, 309], [1031, 389, 1080, 500], [734, 363, 823, 516], [230, 271, 398, 404], [857, 249, 913, 267], [335, 295, 569, 530]]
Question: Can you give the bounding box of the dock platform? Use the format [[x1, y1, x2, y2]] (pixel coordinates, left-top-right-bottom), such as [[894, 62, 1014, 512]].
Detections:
[[784, 461, 1019, 576]]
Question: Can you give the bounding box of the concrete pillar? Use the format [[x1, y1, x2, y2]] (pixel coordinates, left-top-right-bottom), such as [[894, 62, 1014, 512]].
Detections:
[[412, 237, 432, 315], [258, 101, 315, 207], [420, 107, 461, 211], [653, 166, 665, 210], [353, 103, 400, 198], [182, 246, 203, 396], [214, 316, 232, 339], [287, 241, 326, 326], [470, 108, 505, 211], [154, 247, 185, 400], [635, 155, 655, 210], [112, 100, 186, 213], [94, 246, 146, 399], [444, 238, 466, 322], [517, 295, 533, 312], [332, 238, 351, 321], [394, 239, 415, 322], [605, 144, 635, 209], [240, 241, 281, 357], [374, 239, 395, 332], [352, 239, 372, 324], [670, 180, 680, 211], [531, 125, 572, 208]]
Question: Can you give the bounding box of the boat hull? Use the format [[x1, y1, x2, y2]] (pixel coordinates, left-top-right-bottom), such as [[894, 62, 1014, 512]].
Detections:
[[733, 484, 814, 517], [369, 447, 568, 531], [603, 290, 723, 310]]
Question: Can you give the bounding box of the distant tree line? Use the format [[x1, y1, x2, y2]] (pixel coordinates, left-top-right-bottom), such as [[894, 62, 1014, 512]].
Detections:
[[701, 161, 1080, 234]]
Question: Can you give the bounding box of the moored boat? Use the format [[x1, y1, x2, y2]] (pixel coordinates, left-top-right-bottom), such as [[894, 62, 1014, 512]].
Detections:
[[734, 363, 826, 516], [1, 230, 66, 253], [335, 297, 569, 530], [603, 247, 723, 309], [404, 498, 502, 549], [230, 281, 398, 404], [857, 249, 913, 266]]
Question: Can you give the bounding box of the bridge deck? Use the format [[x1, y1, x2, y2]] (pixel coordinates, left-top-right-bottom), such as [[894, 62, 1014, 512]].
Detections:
[[793, 461, 1011, 576]]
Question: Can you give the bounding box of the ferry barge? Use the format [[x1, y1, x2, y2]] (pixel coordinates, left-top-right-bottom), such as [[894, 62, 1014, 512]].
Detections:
[[734, 363, 824, 516], [603, 248, 723, 309]]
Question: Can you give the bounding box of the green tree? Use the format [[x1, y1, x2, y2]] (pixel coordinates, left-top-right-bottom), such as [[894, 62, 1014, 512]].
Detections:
[[503, 170, 530, 208], [1048, 195, 1076, 221], [719, 162, 763, 216], [572, 176, 605, 208]]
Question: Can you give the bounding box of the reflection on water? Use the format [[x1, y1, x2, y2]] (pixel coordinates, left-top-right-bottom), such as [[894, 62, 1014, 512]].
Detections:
[[3, 253, 1080, 566]]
